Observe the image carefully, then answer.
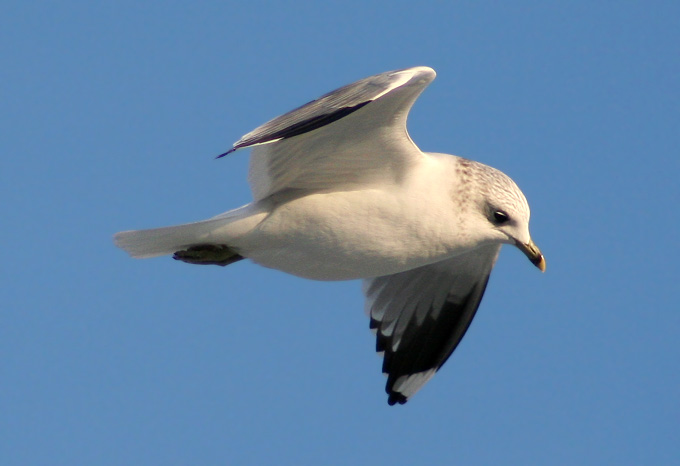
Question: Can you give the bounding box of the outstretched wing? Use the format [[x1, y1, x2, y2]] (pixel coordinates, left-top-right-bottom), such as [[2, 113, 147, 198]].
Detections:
[[219, 66, 437, 201], [363, 245, 501, 405]]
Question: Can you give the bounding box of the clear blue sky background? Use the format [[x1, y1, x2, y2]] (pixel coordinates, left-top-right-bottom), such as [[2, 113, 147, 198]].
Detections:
[[3, 1, 679, 464]]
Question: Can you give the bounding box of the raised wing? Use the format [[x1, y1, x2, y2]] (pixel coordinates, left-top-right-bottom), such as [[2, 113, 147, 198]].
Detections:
[[363, 245, 501, 405], [219, 66, 436, 201]]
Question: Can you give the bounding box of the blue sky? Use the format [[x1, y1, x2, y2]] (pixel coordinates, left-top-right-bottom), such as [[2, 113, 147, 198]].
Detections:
[[2, 1, 679, 464]]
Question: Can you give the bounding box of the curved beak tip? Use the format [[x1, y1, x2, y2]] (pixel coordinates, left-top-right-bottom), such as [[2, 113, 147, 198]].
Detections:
[[516, 239, 546, 273], [535, 255, 546, 273]]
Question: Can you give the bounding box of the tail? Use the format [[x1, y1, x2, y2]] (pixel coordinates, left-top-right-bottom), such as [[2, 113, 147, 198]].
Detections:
[[114, 217, 235, 259], [115, 204, 265, 259]]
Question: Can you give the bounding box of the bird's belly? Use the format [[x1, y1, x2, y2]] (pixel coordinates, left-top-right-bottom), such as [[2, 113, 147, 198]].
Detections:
[[238, 190, 465, 281]]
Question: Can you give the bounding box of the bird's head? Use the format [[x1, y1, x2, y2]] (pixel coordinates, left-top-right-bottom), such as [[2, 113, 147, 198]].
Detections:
[[464, 160, 546, 272]]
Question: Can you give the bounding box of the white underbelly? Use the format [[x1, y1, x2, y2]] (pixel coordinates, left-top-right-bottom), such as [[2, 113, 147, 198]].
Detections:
[[236, 189, 465, 281]]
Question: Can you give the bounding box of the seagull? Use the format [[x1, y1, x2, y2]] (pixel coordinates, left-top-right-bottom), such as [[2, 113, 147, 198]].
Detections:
[[114, 66, 545, 405]]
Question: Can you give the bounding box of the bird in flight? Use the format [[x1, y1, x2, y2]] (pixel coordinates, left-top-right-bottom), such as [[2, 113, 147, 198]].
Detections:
[[114, 66, 545, 405]]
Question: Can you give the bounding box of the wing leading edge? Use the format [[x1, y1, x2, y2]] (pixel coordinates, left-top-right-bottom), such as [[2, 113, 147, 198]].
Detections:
[[218, 66, 436, 157]]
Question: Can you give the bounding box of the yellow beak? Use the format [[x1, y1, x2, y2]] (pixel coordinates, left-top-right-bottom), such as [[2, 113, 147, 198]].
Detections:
[[515, 239, 546, 272]]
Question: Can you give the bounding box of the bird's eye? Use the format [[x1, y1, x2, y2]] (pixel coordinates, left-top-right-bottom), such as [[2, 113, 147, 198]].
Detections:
[[493, 210, 510, 224]]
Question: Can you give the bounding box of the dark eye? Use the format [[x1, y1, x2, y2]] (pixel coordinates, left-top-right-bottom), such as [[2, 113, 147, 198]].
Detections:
[[493, 210, 510, 224]]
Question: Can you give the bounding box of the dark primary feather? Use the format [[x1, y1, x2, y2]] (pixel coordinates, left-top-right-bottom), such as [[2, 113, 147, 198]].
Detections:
[[364, 246, 500, 405], [375, 276, 491, 405]]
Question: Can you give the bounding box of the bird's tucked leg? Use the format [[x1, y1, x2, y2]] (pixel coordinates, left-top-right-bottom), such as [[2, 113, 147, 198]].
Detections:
[[173, 245, 244, 267]]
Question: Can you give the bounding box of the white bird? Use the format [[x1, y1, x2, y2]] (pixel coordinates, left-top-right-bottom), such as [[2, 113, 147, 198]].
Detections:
[[114, 66, 545, 405]]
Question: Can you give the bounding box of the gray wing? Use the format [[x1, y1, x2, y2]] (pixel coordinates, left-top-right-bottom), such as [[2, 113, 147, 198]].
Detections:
[[363, 245, 501, 405], [219, 66, 436, 201]]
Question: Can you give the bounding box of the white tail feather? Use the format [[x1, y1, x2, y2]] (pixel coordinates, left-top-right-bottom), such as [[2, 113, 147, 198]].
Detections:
[[115, 204, 267, 259], [114, 217, 234, 259]]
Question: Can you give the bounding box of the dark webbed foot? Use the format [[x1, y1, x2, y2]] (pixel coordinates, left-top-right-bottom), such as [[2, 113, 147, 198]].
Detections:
[[173, 245, 244, 267]]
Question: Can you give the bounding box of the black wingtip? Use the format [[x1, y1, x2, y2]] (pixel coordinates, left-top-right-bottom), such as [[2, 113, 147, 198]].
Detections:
[[215, 147, 236, 159], [387, 392, 408, 406]]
